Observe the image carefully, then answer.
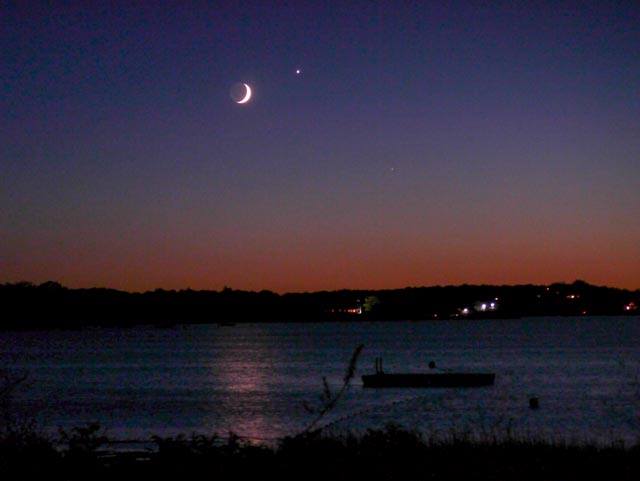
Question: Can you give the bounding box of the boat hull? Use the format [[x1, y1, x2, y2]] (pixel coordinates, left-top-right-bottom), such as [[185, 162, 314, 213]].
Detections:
[[362, 372, 495, 388]]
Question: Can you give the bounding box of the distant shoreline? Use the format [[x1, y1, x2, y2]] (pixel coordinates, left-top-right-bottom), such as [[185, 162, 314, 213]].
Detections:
[[1, 280, 638, 330]]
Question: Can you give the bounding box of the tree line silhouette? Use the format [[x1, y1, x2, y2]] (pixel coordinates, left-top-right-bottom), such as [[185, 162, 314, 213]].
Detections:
[[0, 280, 637, 329]]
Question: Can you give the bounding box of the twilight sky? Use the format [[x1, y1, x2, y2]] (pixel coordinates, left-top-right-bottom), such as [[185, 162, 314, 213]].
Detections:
[[1, 2, 639, 292]]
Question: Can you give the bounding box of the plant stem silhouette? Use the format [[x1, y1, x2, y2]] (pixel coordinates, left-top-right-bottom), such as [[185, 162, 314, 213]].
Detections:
[[301, 344, 364, 435]]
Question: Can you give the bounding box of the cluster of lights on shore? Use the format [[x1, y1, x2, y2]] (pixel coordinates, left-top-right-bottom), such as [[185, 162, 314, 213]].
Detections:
[[458, 298, 637, 315], [460, 298, 499, 316]]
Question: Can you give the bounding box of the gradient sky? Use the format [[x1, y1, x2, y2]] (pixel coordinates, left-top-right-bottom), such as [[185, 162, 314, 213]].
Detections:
[[2, 1, 639, 292]]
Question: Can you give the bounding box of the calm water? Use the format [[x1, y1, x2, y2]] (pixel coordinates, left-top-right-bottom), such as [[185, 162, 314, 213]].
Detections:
[[2, 317, 639, 443]]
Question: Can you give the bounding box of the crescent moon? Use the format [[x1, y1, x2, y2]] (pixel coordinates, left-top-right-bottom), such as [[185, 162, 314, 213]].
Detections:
[[237, 83, 252, 104]]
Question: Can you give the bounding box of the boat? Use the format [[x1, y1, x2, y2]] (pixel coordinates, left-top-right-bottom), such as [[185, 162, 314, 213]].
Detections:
[[362, 358, 495, 388]]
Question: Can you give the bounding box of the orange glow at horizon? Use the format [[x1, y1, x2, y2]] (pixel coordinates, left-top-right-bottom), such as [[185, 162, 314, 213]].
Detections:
[[3, 236, 638, 293]]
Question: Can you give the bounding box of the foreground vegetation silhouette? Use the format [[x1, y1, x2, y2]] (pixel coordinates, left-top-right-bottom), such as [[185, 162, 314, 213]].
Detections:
[[3, 348, 640, 480], [3, 350, 640, 480], [2, 422, 639, 480]]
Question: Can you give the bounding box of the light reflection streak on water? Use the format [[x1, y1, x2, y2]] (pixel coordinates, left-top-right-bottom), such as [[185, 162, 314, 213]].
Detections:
[[1, 317, 639, 443]]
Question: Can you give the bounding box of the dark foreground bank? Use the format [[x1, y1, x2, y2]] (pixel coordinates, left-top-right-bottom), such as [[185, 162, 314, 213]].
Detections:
[[2, 424, 639, 481]]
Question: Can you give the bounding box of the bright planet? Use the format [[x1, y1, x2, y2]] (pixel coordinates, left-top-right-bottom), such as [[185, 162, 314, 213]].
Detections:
[[2, 3, 640, 478]]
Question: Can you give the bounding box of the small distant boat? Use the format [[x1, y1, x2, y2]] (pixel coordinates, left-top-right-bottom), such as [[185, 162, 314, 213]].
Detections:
[[362, 358, 495, 388]]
